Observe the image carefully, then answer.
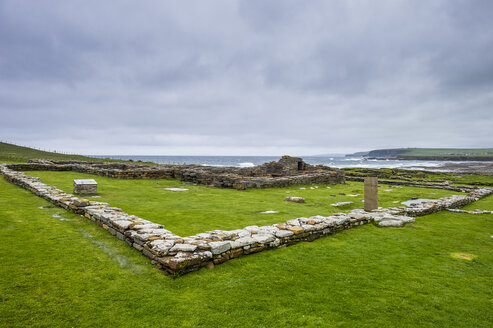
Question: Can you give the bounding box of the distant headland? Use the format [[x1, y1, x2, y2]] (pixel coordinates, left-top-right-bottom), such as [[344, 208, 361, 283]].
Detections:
[[345, 148, 493, 161]]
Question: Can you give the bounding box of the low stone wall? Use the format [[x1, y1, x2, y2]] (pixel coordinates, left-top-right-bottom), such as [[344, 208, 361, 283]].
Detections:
[[447, 208, 493, 214], [0, 165, 367, 274], [2, 164, 492, 275], [7, 158, 345, 190], [345, 176, 475, 193], [378, 188, 493, 217]]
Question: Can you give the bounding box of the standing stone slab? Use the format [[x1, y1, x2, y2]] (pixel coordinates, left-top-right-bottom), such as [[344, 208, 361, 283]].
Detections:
[[364, 177, 378, 211], [73, 179, 98, 195]]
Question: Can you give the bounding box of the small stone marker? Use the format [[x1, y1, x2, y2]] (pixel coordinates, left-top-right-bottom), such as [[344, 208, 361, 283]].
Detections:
[[285, 196, 305, 203], [364, 177, 378, 211], [73, 179, 97, 195]]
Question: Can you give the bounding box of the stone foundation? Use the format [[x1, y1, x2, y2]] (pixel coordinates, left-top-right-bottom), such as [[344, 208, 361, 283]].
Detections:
[[345, 176, 477, 193], [7, 156, 345, 190], [2, 163, 492, 275]]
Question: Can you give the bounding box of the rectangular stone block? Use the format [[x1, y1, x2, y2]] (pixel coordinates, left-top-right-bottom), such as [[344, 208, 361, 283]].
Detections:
[[364, 177, 378, 211], [73, 179, 98, 195]]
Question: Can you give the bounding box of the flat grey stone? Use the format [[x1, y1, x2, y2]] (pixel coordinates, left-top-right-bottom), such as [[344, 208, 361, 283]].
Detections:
[[209, 241, 231, 255], [244, 225, 259, 233], [275, 230, 294, 238], [286, 219, 300, 226], [131, 223, 163, 230], [236, 230, 251, 238], [150, 240, 175, 254], [252, 234, 275, 244], [74, 179, 97, 185], [229, 237, 255, 249], [396, 216, 415, 223], [301, 224, 316, 232], [331, 202, 353, 207], [112, 220, 133, 231], [170, 244, 197, 252], [257, 226, 279, 234], [379, 220, 405, 227], [334, 217, 349, 225]]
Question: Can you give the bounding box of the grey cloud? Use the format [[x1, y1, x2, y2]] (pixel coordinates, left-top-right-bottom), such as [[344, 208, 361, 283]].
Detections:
[[0, 0, 492, 155]]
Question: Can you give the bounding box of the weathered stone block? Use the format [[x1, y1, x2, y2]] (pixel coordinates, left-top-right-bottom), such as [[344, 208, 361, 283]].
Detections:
[[209, 241, 231, 255], [275, 230, 294, 238], [170, 244, 197, 252], [252, 234, 275, 244], [73, 179, 98, 195]]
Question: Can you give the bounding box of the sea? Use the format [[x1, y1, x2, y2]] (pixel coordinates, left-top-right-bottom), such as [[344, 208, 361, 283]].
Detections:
[[92, 155, 450, 170]]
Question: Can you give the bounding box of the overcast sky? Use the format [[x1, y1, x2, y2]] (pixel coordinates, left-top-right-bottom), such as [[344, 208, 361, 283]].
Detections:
[[1, 0, 492, 156]]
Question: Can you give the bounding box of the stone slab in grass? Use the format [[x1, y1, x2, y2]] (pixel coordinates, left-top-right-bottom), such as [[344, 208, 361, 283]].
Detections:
[[331, 201, 354, 207], [285, 196, 305, 203]]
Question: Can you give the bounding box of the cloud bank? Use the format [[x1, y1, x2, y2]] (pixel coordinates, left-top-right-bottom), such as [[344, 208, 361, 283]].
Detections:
[[1, 0, 492, 155]]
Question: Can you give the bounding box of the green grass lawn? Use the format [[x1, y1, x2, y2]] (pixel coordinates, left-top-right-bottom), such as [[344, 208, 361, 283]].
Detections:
[[22, 171, 464, 236], [461, 196, 493, 212], [1, 176, 492, 327]]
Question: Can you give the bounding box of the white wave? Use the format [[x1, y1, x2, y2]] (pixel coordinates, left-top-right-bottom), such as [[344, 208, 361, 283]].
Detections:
[[238, 162, 255, 167], [200, 163, 227, 167]]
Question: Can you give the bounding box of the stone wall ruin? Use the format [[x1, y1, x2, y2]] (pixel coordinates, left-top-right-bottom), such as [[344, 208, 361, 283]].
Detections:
[[7, 156, 345, 190], [1, 161, 492, 275]]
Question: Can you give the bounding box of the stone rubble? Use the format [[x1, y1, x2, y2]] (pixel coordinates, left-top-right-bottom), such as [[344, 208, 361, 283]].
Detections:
[[2, 163, 492, 275]]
